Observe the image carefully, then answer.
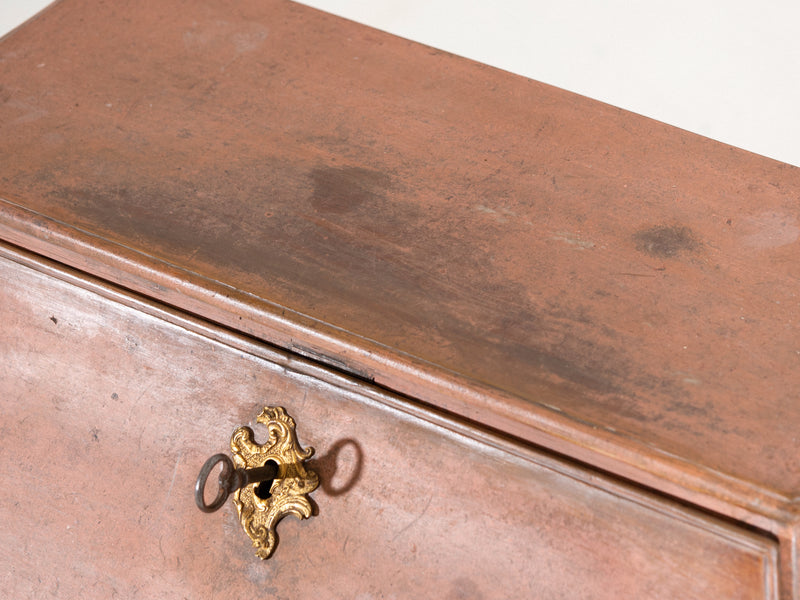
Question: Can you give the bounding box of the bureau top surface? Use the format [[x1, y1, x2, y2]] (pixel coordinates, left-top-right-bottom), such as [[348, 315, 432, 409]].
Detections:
[[2, 0, 800, 511]]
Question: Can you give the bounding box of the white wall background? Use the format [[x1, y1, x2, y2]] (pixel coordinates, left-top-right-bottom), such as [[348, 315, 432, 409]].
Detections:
[[3, 0, 799, 167]]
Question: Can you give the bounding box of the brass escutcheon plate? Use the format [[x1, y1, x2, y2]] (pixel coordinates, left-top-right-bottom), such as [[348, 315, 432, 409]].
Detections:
[[230, 406, 319, 559]]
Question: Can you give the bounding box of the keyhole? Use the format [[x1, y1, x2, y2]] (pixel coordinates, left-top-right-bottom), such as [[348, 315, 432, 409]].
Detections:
[[254, 460, 279, 500]]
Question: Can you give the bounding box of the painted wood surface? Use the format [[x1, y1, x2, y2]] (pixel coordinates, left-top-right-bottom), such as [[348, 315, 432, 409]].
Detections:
[[0, 248, 778, 598], [1, 0, 800, 590]]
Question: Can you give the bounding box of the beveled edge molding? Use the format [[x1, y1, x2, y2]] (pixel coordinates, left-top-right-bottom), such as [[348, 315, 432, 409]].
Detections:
[[0, 200, 796, 534]]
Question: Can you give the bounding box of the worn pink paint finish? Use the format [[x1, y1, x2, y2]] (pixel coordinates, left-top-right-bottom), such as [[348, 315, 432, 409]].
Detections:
[[0, 248, 777, 598], [1, 0, 799, 595], [1, 0, 799, 517]]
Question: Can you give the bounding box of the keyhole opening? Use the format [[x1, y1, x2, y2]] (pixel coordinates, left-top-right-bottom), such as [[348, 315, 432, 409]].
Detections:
[[254, 460, 279, 500]]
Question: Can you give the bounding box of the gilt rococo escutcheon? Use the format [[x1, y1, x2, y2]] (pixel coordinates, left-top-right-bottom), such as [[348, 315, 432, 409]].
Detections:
[[231, 406, 319, 559], [195, 406, 319, 559]]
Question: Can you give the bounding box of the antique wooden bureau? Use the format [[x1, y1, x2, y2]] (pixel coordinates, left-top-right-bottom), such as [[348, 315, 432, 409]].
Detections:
[[2, 1, 800, 598]]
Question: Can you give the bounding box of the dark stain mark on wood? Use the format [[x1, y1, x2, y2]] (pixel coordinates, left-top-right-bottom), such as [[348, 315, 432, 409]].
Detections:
[[0, 85, 12, 104], [634, 225, 698, 258], [309, 166, 390, 214], [291, 343, 374, 382]]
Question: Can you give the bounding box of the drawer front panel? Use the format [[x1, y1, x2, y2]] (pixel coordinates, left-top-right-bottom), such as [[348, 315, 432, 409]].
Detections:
[[0, 250, 777, 599]]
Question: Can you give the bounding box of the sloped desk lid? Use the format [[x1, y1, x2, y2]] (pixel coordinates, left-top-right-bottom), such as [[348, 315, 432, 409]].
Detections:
[[2, 0, 799, 528]]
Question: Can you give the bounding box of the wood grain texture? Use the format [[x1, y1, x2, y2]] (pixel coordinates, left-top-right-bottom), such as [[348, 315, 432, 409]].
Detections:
[[1, 0, 800, 572], [0, 249, 778, 599]]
